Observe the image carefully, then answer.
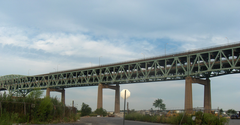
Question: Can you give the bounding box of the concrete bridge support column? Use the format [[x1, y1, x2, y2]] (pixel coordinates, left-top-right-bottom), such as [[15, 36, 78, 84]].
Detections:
[[204, 79, 211, 113], [97, 83, 120, 113], [46, 87, 65, 105], [46, 87, 50, 97], [97, 83, 103, 109], [114, 84, 120, 113], [184, 77, 211, 113], [185, 76, 193, 113], [61, 89, 65, 105]]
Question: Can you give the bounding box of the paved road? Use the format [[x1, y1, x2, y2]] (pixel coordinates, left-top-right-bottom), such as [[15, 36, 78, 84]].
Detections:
[[34, 117, 240, 125], [48, 117, 170, 125], [228, 119, 240, 125]]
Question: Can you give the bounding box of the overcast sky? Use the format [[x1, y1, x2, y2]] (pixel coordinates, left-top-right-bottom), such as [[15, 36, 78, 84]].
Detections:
[[0, 0, 240, 111]]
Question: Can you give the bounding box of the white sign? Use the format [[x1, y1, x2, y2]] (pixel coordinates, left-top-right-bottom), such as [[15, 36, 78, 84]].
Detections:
[[121, 89, 130, 99]]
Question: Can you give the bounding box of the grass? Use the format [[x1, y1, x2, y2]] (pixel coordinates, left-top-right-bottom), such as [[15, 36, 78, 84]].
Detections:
[[125, 111, 229, 125]]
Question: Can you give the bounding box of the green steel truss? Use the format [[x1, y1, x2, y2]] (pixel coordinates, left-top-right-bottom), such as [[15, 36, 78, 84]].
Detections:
[[1, 42, 240, 92], [0, 75, 26, 81]]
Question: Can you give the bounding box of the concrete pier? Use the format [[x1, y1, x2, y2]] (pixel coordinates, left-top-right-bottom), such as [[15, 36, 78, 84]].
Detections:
[[97, 83, 103, 109], [97, 83, 120, 113], [185, 76, 211, 113], [46, 87, 65, 105], [185, 76, 193, 113]]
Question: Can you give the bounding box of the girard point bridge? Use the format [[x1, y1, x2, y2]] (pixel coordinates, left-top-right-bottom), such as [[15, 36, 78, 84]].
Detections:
[[1, 42, 240, 113]]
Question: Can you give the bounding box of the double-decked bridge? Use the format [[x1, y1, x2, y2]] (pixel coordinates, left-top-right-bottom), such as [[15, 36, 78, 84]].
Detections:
[[1, 42, 240, 113]]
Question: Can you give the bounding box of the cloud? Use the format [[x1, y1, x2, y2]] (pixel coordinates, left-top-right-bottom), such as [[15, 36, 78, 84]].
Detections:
[[0, 27, 29, 47], [0, 52, 93, 76], [0, 1, 240, 112], [0, 27, 139, 61], [1, 1, 239, 42]]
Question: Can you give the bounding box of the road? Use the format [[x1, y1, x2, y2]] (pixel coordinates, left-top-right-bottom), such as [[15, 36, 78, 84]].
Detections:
[[34, 117, 240, 125], [47, 117, 170, 125], [228, 119, 240, 125]]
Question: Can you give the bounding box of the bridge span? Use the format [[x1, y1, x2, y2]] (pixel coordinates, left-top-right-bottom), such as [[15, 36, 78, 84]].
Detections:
[[1, 42, 240, 113]]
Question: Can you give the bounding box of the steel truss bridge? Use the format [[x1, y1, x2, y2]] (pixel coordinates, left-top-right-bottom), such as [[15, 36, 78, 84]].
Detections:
[[1, 42, 240, 93]]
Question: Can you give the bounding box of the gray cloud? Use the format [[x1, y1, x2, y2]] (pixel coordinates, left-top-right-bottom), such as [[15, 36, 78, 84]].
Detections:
[[0, 1, 239, 41], [0, 0, 240, 111]]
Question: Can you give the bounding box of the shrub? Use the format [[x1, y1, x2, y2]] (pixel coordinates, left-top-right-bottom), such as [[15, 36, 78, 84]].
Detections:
[[0, 112, 19, 125], [167, 113, 192, 124], [125, 111, 229, 125], [125, 113, 159, 123], [80, 103, 92, 116], [37, 97, 53, 122], [0, 90, 78, 124], [94, 108, 107, 116], [202, 113, 229, 125]]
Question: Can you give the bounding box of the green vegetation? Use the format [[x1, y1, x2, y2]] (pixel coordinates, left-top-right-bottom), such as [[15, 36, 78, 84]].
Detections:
[[79, 106, 108, 117], [153, 98, 166, 111], [37, 97, 53, 122], [0, 88, 79, 124], [125, 111, 229, 125], [227, 109, 237, 115], [94, 108, 107, 116], [219, 108, 223, 114], [80, 102, 92, 116]]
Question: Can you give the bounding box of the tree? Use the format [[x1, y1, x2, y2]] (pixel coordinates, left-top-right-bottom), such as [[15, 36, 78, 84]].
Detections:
[[150, 108, 154, 114], [153, 98, 166, 111], [27, 88, 43, 99], [227, 109, 237, 115], [219, 108, 224, 115], [95, 108, 107, 116], [81, 103, 92, 116]]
